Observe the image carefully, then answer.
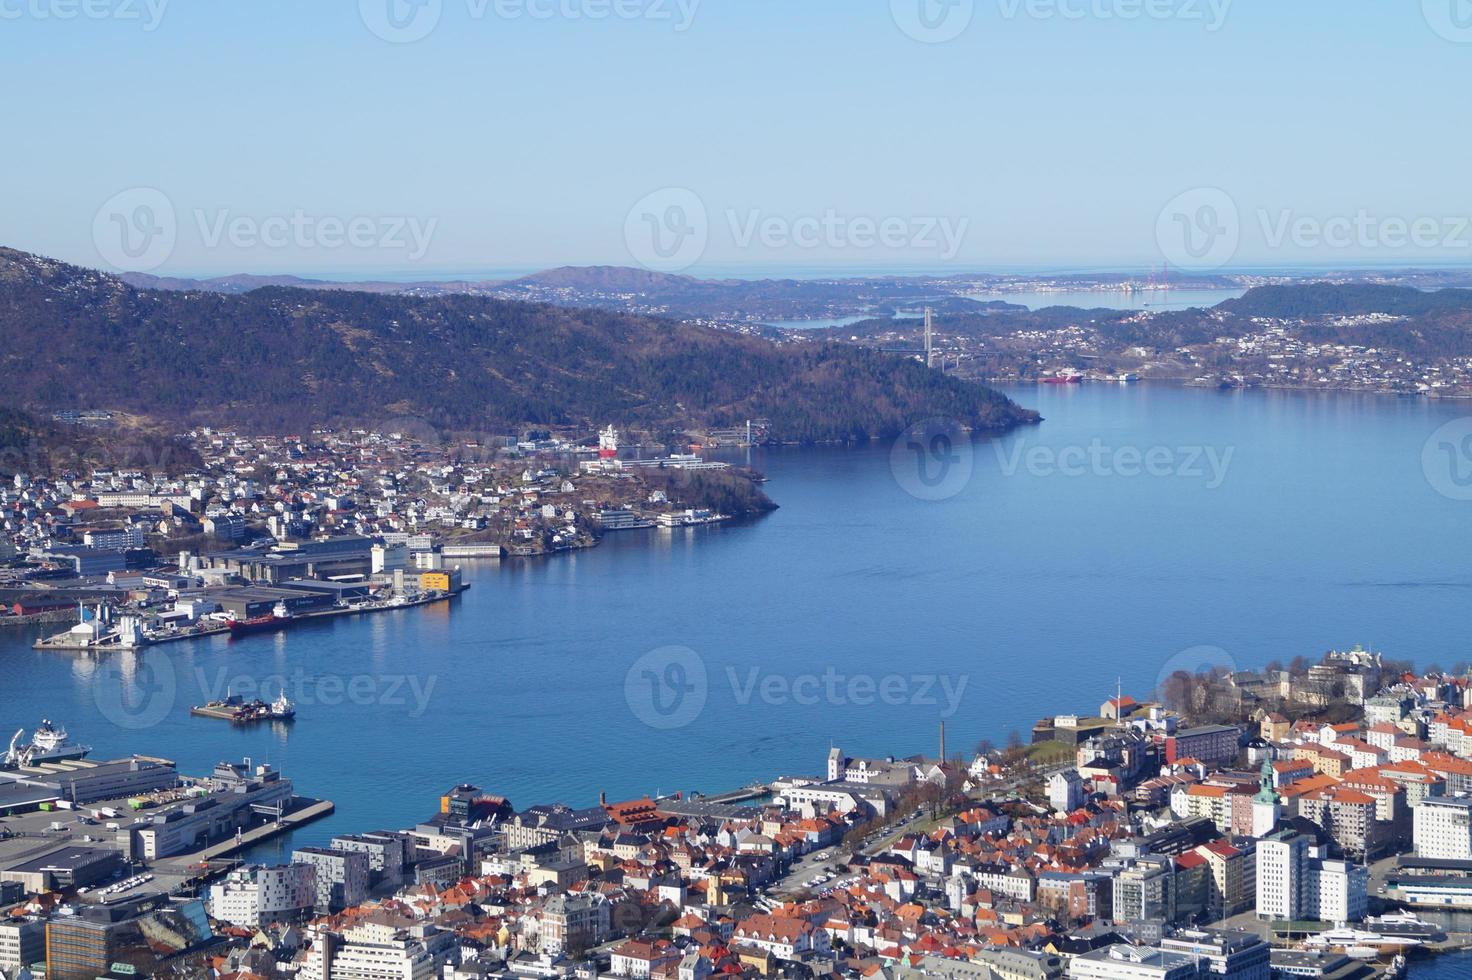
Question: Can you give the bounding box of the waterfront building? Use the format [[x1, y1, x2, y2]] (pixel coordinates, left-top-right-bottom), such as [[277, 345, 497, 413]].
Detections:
[[1067, 944, 1203, 980], [292, 847, 370, 913], [1156, 930, 1269, 980], [1414, 795, 1472, 860], [1255, 830, 1367, 923], [209, 864, 317, 927], [331, 832, 413, 889]]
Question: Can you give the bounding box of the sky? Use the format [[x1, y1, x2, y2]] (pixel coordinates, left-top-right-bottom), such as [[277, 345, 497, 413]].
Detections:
[[3, 0, 1471, 278]]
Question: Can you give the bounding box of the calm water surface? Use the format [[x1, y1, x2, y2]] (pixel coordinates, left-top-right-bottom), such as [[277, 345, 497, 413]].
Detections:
[[4, 385, 1472, 871]]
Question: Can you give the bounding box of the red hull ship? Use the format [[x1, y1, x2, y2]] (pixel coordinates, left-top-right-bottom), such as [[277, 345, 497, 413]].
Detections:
[[226, 614, 288, 635], [1041, 375, 1082, 384]]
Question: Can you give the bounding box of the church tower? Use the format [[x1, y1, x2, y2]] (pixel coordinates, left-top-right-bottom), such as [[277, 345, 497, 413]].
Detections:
[[1251, 755, 1281, 837]]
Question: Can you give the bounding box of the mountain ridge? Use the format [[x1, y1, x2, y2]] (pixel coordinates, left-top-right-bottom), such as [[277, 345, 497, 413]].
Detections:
[[0, 247, 1038, 444]]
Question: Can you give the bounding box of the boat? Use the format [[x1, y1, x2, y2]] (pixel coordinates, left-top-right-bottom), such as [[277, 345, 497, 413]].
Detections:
[[1041, 375, 1082, 384], [269, 693, 296, 720], [1302, 927, 1424, 955], [191, 693, 294, 724], [3, 720, 92, 768], [227, 601, 293, 635]]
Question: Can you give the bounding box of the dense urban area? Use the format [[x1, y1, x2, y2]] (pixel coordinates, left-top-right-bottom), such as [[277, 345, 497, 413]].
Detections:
[[5, 645, 1472, 980]]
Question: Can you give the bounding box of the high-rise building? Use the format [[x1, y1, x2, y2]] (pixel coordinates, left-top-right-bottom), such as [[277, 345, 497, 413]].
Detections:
[[0, 918, 45, 975], [1414, 796, 1472, 860], [292, 847, 370, 913]]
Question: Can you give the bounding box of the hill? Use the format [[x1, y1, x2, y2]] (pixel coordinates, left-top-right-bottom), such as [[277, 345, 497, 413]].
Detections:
[[0, 248, 1038, 443]]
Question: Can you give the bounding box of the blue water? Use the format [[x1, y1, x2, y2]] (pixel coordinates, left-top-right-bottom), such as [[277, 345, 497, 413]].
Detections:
[[1414, 951, 1472, 978], [5, 384, 1472, 867]]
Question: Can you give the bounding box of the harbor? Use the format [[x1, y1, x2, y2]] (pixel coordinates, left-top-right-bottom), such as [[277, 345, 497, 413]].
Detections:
[[32, 580, 470, 652]]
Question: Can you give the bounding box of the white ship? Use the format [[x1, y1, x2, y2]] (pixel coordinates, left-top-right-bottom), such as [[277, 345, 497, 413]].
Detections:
[[4, 720, 92, 768]]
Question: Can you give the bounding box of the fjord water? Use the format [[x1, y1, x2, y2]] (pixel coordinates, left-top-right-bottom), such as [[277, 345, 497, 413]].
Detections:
[[5, 385, 1472, 860]]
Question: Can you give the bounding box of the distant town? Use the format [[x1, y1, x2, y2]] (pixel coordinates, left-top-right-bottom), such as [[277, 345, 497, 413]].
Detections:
[[6, 647, 1472, 980]]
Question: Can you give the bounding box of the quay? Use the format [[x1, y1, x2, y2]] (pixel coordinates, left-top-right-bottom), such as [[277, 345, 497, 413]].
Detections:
[[699, 781, 772, 804], [195, 796, 334, 861], [32, 583, 469, 652]]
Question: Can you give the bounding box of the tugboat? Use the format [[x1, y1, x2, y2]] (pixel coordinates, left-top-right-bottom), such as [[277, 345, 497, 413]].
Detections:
[[3, 720, 92, 768], [227, 601, 293, 635]]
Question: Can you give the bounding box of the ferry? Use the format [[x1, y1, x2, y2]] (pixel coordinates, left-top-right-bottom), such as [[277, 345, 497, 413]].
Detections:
[[3, 720, 92, 768]]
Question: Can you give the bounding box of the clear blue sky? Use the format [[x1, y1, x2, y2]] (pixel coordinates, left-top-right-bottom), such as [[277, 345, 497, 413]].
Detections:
[[4, 1, 1470, 277]]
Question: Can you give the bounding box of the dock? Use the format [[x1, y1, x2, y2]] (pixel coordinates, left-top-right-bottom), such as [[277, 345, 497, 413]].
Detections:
[[34, 584, 469, 652], [196, 796, 335, 861]]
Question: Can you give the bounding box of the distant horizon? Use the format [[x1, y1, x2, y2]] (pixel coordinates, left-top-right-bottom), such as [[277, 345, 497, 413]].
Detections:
[[20, 246, 1472, 286]]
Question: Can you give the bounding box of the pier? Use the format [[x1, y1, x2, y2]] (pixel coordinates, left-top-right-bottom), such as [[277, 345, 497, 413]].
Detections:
[[33, 584, 469, 652]]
